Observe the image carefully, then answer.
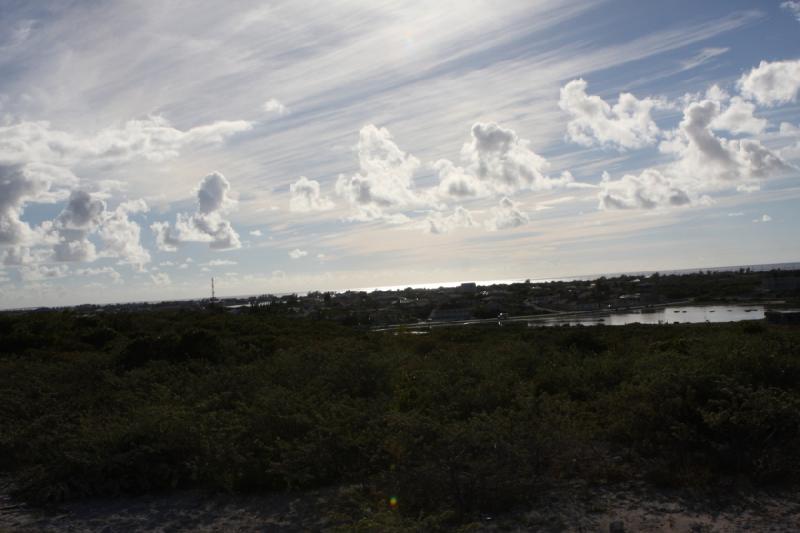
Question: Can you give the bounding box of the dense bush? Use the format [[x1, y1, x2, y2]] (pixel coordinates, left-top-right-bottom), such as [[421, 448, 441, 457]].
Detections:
[[1, 311, 799, 525]]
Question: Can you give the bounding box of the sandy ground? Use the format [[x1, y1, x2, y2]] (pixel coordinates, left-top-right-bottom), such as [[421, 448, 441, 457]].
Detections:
[[499, 481, 800, 532], [2, 479, 800, 532]]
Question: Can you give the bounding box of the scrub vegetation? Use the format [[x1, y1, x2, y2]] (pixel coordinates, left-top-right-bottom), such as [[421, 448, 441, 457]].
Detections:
[[1, 310, 799, 527]]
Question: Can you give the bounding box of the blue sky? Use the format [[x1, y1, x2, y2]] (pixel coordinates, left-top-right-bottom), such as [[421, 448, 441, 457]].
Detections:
[[1, 0, 799, 308]]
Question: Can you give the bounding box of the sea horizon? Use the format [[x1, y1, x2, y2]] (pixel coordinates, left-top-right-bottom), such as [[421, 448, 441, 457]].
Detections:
[[6, 260, 798, 312]]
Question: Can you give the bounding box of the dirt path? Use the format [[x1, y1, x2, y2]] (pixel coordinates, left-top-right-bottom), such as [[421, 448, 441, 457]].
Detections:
[[0, 481, 335, 532], [2, 479, 800, 532]]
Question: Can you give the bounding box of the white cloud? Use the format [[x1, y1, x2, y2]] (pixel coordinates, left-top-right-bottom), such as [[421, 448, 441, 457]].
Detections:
[[534, 196, 577, 211], [433, 159, 489, 199], [664, 99, 790, 188], [485, 197, 529, 231], [423, 206, 476, 234], [559, 79, 664, 150], [151, 221, 181, 252], [753, 214, 772, 223], [289, 248, 308, 259], [75, 266, 122, 282], [152, 172, 241, 251], [0, 116, 252, 167], [0, 163, 54, 245], [97, 199, 150, 267], [150, 272, 171, 286], [205, 259, 237, 266], [738, 59, 800, 106], [0, 114, 249, 262], [705, 84, 730, 102], [598, 169, 695, 210], [599, 95, 791, 211], [336, 124, 429, 221], [680, 47, 729, 71], [782, 1, 800, 22], [456, 122, 573, 196], [55, 190, 105, 229], [249, 229, 262, 237], [52, 235, 97, 262], [710, 96, 767, 135], [1, 177, 151, 268], [263, 98, 289, 115], [19, 263, 69, 282], [289, 176, 334, 212], [2, 246, 32, 266], [197, 171, 236, 215], [51, 190, 105, 262]]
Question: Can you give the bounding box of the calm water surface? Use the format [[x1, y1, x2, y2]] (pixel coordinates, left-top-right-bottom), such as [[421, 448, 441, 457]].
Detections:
[[528, 305, 765, 327]]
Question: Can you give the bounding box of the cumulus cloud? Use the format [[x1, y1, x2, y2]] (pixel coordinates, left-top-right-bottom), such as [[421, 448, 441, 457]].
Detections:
[[664, 99, 790, 188], [455, 122, 573, 197], [599, 95, 791, 211], [710, 96, 767, 135], [52, 237, 97, 262], [263, 98, 289, 115], [782, 1, 800, 22], [0, 163, 49, 245], [98, 199, 151, 266], [152, 172, 241, 251], [738, 59, 800, 106], [74, 266, 122, 283], [0, 115, 249, 266], [289, 248, 308, 259], [289, 176, 334, 212], [336, 124, 429, 221], [423, 206, 476, 234], [559, 79, 665, 150], [51, 190, 105, 262], [249, 229, 262, 237], [485, 197, 529, 231], [2, 246, 33, 266], [598, 169, 695, 210], [19, 263, 69, 282], [56, 190, 105, 230], [433, 159, 489, 199], [151, 221, 181, 252], [197, 172, 236, 214], [1, 176, 151, 268]]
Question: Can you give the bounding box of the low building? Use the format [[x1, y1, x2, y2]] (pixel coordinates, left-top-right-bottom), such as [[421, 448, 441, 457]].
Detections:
[[459, 282, 477, 294]]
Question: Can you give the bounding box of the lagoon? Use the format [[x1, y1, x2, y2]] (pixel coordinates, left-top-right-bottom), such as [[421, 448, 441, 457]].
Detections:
[[527, 305, 766, 327]]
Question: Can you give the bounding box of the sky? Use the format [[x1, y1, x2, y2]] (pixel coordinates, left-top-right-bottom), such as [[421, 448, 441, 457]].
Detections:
[[1, 0, 799, 308]]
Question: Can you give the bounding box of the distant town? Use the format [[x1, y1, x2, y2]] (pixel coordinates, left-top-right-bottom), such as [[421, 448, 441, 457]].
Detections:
[[11, 265, 800, 327]]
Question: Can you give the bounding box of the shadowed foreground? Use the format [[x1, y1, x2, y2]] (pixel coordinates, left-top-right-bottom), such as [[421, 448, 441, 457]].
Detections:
[[1, 310, 799, 529]]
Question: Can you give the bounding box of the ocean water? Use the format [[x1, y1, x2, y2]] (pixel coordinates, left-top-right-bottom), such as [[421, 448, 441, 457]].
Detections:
[[350, 261, 800, 294]]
